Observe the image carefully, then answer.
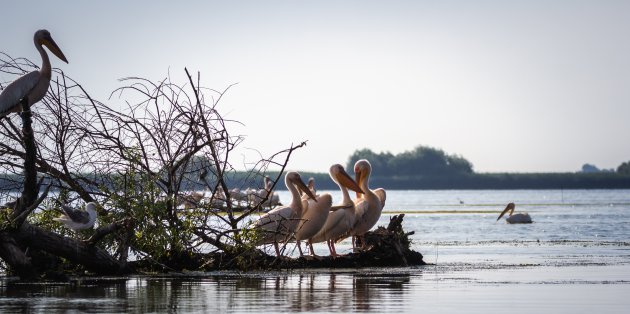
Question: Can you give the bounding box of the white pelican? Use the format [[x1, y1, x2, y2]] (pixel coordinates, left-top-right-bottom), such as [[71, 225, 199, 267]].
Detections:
[[294, 179, 333, 256], [54, 202, 97, 230], [249, 176, 280, 207], [350, 159, 386, 249], [229, 188, 248, 206], [497, 202, 532, 224], [300, 177, 318, 201], [0, 30, 68, 119], [180, 191, 205, 209], [253, 172, 317, 256], [307, 177, 316, 195], [310, 164, 364, 257], [207, 186, 227, 208]]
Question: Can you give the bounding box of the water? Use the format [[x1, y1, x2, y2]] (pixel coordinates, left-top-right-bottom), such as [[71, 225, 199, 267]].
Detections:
[[2, 189, 630, 313]]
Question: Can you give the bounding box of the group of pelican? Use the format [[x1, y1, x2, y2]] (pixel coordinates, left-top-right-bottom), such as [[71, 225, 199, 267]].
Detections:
[[179, 176, 282, 210], [253, 159, 386, 257]]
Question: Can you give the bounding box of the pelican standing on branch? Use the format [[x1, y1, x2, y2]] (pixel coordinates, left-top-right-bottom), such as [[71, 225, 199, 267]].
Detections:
[[497, 202, 532, 224], [310, 164, 364, 257], [350, 159, 386, 249], [0, 30, 68, 119], [253, 172, 317, 256]]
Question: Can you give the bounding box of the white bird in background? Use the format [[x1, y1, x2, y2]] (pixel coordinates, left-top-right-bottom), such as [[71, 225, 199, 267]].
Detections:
[[299, 177, 318, 201], [229, 188, 248, 206], [310, 164, 364, 257], [253, 172, 317, 256], [0, 29, 68, 119], [350, 159, 386, 249], [307, 177, 316, 196], [54, 202, 98, 230], [249, 176, 281, 207], [497, 202, 532, 224]]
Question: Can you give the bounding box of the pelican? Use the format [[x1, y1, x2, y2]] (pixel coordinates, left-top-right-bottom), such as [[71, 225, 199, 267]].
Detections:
[[263, 177, 281, 207], [253, 172, 317, 256], [300, 177, 316, 197], [229, 188, 248, 206], [53, 202, 98, 230], [0, 30, 68, 119], [300, 177, 318, 201], [497, 202, 532, 224], [250, 176, 280, 207], [180, 191, 205, 209], [310, 164, 364, 257], [207, 186, 227, 208], [307, 177, 316, 195], [350, 159, 386, 249], [294, 175, 333, 256]]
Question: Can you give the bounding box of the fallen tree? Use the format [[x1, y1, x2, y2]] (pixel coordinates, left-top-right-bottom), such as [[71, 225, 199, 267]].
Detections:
[[0, 52, 424, 280], [130, 214, 425, 272]]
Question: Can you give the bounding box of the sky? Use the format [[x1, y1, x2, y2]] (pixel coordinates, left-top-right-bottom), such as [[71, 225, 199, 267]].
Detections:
[[2, 0, 629, 173]]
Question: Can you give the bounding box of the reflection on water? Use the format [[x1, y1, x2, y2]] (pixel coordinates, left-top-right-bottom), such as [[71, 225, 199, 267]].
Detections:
[[2, 264, 630, 313], [0, 271, 415, 313]]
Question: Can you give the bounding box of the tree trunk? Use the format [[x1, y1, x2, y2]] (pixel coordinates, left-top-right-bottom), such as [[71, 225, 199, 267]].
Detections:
[[13, 223, 128, 275], [0, 233, 35, 280], [1, 99, 126, 280]]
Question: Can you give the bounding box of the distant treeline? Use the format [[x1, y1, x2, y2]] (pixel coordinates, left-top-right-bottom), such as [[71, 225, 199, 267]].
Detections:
[[2, 145, 630, 192], [277, 172, 630, 190], [2, 171, 630, 193]]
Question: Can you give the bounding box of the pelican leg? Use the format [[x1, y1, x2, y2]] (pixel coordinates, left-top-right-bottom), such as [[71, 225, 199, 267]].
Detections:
[[308, 241, 318, 257], [297, 240, 304, 257], [328, 240, 337, 258], [326, 240, 334, 257], [20, 96, 32, 126]]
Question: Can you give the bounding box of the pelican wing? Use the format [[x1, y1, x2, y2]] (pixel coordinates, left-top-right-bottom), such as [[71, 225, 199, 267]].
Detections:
[[61, 204, 90, 224], [374, 188, 386, 208], [0, 71, 40, 117], [353, 198, 369, 222], [334, 199, 369, 243]]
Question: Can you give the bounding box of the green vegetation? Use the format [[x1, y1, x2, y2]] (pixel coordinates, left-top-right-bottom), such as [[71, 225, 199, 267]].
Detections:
[[346, 146, 473, 176], [618, 161, 630, 175]]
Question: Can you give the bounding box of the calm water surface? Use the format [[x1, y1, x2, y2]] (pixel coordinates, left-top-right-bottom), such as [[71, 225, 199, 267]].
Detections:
[[2, 189, 629, 313]]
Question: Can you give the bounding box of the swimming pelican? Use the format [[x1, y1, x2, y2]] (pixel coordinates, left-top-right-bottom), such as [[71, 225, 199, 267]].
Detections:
[[0, 30, 68, 119], [497, 202, 532, 224], [253, 172, 317, 256], [53, 202, 98, 230], [350, 159, 386, 249], [310, 164, 364, 257]]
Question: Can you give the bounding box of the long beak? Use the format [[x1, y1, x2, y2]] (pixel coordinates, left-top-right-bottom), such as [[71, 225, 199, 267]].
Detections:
[[354, 169, 363, 199], [496, 203, 514, 221], [44, 37, 68, 63], [296, 178, 317, 202], [338, 168, 364, 194]]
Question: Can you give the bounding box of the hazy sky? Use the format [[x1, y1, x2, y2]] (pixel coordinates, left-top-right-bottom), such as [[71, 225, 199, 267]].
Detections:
[[2, 1, 629, 173]]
